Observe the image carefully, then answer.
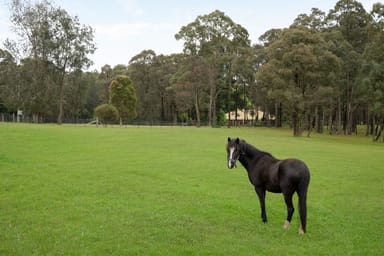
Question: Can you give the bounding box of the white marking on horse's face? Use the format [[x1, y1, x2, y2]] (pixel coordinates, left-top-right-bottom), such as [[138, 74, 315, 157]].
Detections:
[[228, 146, 235, 168]]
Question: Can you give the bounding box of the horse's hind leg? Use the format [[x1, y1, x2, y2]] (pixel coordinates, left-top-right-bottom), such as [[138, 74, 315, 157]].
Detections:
[[283, 191, 295, 230]]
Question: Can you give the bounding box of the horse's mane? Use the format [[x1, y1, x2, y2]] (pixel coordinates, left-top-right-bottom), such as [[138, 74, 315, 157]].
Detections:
[[242, 141, 273, 158]]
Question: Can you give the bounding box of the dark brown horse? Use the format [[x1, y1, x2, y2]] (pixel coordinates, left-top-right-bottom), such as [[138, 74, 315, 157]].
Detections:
[[226, 137, 310, 234]]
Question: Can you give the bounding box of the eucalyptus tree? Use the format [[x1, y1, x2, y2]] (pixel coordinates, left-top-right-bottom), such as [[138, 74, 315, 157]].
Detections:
[[128, 50, 158, 122], [99, 64, 113, 80], [0, 49, 18, 115], [83, 71, 101, 119], [253, 29, 283, 127], [127, 51, 179, 123], [326, 0, 372, 134], [112, 64, 129, 76], [95, 64, 128, 109], [257, 27, 339, 136], [172, 56, 210, 126], [95, 64, 114, 106], [16, 57, 57, 122], [291, 8, 341, 134], [358, 2, 384, 141], [175, 10, 251, 126], [151, 54, 180, 122], [230, 46, 257, 125], [64, 70, 97, 122], [291, 8, 327, 31], [109, 75, 137, 126], [7, 0, 96, 124]]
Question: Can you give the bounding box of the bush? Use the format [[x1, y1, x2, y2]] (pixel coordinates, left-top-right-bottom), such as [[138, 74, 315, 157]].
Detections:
[[94, 104, 118, 124]]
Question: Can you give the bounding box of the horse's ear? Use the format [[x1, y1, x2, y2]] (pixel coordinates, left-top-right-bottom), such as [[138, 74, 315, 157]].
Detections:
[[227, 137, 231, 142], [235, 138, 240, 144]]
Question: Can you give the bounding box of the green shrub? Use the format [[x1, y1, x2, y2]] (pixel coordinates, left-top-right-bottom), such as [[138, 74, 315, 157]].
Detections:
[[94, 104, 118, 124]]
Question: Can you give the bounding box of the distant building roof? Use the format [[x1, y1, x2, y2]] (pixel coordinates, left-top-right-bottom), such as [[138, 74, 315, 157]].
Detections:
[[227, 108, 275, 121]]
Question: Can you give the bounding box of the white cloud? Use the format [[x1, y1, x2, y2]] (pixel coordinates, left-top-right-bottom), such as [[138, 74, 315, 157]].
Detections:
[[94, 22, 179, 39], [90, 21, 183, 69]]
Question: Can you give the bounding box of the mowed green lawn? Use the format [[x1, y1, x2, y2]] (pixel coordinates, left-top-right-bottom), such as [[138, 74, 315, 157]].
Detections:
[[0, 123, 383, 255]]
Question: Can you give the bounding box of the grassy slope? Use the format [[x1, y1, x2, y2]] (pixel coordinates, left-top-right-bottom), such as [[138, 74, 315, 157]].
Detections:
[[0, 123, 383, 255]]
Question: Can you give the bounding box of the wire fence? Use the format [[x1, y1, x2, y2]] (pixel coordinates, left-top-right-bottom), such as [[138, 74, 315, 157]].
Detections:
[[0, 113, 267, 127]]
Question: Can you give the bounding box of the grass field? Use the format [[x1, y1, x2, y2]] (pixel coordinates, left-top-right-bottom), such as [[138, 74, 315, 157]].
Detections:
[[0, 123, 383, 255]]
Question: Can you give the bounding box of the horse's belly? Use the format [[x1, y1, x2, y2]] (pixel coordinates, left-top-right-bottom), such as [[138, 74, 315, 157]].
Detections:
[[266, 185, 281, 193]]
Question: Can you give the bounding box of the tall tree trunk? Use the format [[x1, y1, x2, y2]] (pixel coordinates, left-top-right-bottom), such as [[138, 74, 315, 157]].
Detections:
[[345, 72, 355, 135], [195, 91, 200, 127], [275, 102, 278, 128], [292, 111, 299, 136], [208, 63, 216, 127], [346, 102, 353, 135], [264, 104, 270, 127], [315, 106, 319, 133], [226, 84, 231, 128], [292, 108, 304, 137], [328, 108, 333, 134], [57, 72, 66, 125], [336, 96, 342, 134], [374, 123, 383, 142], [319, 107, 325, 133], [212, 95, 217, 126], [160, 95, 165, 121], [305, 107, 314, 137], [235, 88, 238, 127], [365, 109, 370, 136], [209, 84, 217, 127], [278, 102, 282, 127], [171, 104, 177, 125], [235, 109, 238, 127], [58, 98, 63, 124]]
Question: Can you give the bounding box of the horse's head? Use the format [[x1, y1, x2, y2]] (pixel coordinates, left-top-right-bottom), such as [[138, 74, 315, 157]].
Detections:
[[226, 137, 243, 169]]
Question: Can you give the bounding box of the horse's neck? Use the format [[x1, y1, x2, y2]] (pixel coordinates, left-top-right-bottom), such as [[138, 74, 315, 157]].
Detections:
[[239, 143, 271, 169], [244, 143, 265, 159]]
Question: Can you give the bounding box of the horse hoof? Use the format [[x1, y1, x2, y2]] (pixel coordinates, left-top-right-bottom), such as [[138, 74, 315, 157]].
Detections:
[[283, 220, 290, 230], [299, 225, 305, 235]]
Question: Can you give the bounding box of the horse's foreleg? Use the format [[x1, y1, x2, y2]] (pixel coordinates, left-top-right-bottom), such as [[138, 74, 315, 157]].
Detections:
[[283, 192, 294, 230], [255, 187, 267, 222]]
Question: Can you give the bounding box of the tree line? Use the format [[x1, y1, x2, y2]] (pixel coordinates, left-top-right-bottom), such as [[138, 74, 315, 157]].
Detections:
[[1, 0, 384, 140]]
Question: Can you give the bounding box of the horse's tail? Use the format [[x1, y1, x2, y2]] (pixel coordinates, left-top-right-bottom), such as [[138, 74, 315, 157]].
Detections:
[[298, 167, 310, 233]]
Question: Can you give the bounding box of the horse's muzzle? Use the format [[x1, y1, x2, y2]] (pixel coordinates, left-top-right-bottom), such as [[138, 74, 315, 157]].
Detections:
[[228, 159, 237, 169]]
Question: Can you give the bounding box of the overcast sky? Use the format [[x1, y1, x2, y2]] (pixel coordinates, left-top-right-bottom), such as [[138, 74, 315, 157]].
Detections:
[[0, 0, 377, 71]]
